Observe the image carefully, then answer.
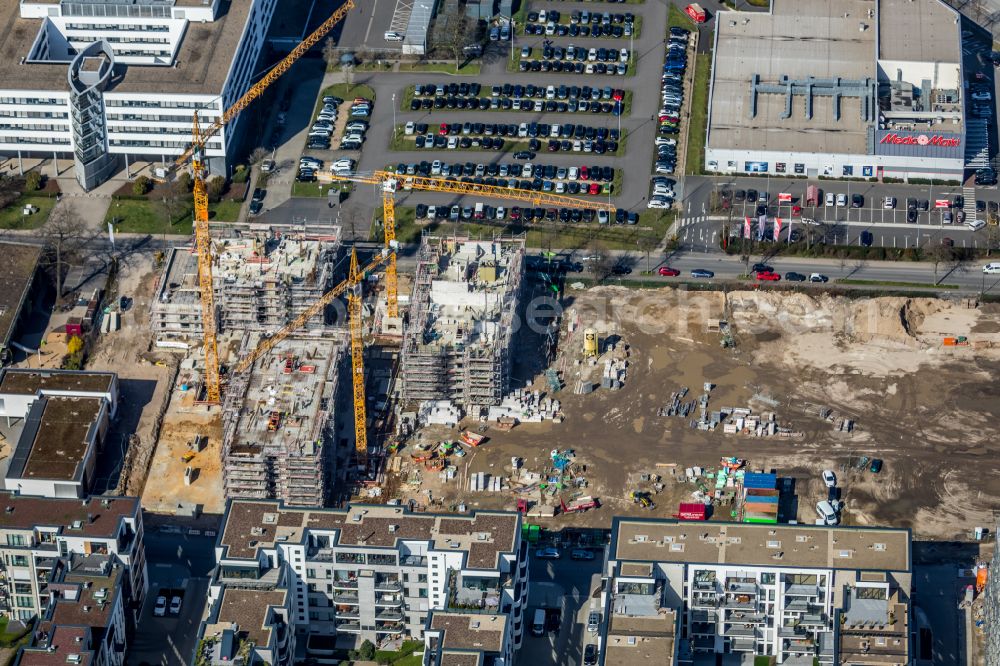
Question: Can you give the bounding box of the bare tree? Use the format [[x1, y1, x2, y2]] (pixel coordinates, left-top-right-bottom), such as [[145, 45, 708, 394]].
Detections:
[[42, 203, 97, 303], [637, 231, 659, 273], [0, 173, 21, 210], [586, 242, 612, 282], [341, 61, 355, 97], [926, 243, 958, 283], [248, 146, 269, 167], [322, 37, 339, 72], [440, 14, 475, 71]]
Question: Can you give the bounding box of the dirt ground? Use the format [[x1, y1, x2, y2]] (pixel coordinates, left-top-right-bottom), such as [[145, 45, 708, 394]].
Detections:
[[142, 410, 225, 514], [385, 287, 1000, 541]]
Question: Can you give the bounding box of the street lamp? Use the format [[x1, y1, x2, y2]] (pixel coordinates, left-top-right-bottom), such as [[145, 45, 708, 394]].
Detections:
[[392, 93, 397, 138]]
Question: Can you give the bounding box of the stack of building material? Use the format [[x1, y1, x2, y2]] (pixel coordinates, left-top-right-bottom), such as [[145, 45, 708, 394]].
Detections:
[[487, 390, 561, 423], [600, 358, 626, 389], [418, 400, 462, 426], [742, 472, 779, 524], [469, 472, 503, 492]]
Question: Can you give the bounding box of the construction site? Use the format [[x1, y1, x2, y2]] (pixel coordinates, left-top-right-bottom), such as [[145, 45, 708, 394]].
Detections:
[[150, 230, 342, 345], [400, 236, 526, 411]]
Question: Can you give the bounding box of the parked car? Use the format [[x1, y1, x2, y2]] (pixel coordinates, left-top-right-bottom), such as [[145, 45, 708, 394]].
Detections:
[[756, 271, 781, 281], [587, 612, 601, 633], [535, 548, 560, 560], [809, 273, 829, 283], [690, 269, 714, 278], [822, 470, 837, 488], [751, 263, 773, 273], [153, 596, 167, 617], [870, 458, 883, 474], [784, 272, 806, 282], [571, 549, 595, 561], [169, 596, 183, 615], [658, 267, 680, 276], [816, 500, 839, 525], [584, 644, 599, 666]]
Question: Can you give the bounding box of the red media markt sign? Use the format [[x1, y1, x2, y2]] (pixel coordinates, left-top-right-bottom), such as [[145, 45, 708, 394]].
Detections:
[[879, 133, 961, 148]]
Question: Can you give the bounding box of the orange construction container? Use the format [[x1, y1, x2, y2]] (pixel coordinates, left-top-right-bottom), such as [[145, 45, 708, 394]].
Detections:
[[943, 337, 957, 346], [977, 566, 988, 593]]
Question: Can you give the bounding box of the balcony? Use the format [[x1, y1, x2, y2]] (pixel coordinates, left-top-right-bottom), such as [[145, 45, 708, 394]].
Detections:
[[376, 611, 405, 622], [376, 594, 403, 608], [726, 581, 758, 595], [690, 610, 718, 623], [332, 579, 359, 589], [731, 638, 756, 652], [448, 571, 501, 612], [337, 608, 360, 619], [723, 625, 756, 638], [376, 623, 405, 634], [726, 611, 766, 624], [691, 596, 719, 609], [690, 622, 716, 636], [376, 580, 403, 592], [785, 584, 820, 597], [799, 613, 827, 626], [401, 555, 427, 567], [333, 594, 360, 604], [336, 622, 361, 633], [693, 579, 717, 592], [722, 598, 755, 611]]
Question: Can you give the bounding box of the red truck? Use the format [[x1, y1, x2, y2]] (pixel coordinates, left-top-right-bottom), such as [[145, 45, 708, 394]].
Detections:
[[806, 184, 820, 207], [685, 3, 707, 23]]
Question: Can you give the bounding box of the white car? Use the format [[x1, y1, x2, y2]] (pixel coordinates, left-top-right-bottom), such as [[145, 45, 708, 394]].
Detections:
[[883, 196, 896, 209], [822, 470, 836, 488], [588, 48, 598, 62], [431, 160, 442, 175], [426, 205, 437, 219], [758, 191, 768, 203], [496, 206, 506, 220], [597, 210, 610, 224], [330, 159, 354, 174], [568, 167, 579, 180], [404, 122, 415, 135], [836, 193, 847, 207], [153, 596, 167, 617], [816, 500, 839, 526], [967, 219, 986, 231], [825, 192, 835, 207], [653, 186, 675, 198], [983, 262, 1000, 274], [620, 48, 629, 62], [447, 136, 459, 149], [169, 596, 182, 615], [655, 138, 677, 147], [647, 197, 673, 209]]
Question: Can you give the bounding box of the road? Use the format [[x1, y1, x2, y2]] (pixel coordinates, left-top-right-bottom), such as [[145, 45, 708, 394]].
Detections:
[[129, 528, 218, 666], [521, 548, 603, 666]]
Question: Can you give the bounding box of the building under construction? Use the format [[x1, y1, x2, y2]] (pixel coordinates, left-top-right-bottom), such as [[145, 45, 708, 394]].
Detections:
[[400, 236, 525, 411], [221, 335, 345, 506], [150, 231, 341, 343]]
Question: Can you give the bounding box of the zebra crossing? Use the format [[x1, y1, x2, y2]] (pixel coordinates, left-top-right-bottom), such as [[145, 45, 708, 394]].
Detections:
[[677, 215, 707, 228]]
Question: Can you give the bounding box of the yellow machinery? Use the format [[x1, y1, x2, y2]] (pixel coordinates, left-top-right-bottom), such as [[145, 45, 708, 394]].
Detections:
[[170, 0, 356, 403], [328, 170, 617, 318], [234, 249, 392, 464]]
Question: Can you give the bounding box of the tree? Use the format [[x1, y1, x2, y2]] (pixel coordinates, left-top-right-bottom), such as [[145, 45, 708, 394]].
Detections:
[[637, 231, 659, 273], [440, 14, 475, 70], [0, 173, 21, 209], [175, 171, 193, 193], [24, 171, 42, 192], [341, 61, 355, 97], [205, 175, 227, 204], [248, 147, 269, 168], [585, 242, 612, 282], [132, 175, 151, 196], [322, 37, 339, 72], [357, 640, 376, 661], [41, 203, 96, 303], [926, 243, 958, 283], [66, 335, 83, 355]]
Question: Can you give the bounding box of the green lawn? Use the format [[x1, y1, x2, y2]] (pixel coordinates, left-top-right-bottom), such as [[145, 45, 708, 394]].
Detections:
[[0, 194, 57, 230], [374, 640, 424, 666], [668, 4, 692, 30], [376, 206, 673, 251], [103, 197, 240, 234], [837, 278, 959, 290], [356, 61, 394, 72], [398, 61, 482, 75], [291, 180, 331, 197], [685, 53, 711, 175]]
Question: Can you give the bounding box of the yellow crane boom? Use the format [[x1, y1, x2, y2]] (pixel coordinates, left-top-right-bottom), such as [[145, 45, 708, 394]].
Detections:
[[347, 248, 368, 464], [174, 0, 356, 403], [234, 249, 392, 375]]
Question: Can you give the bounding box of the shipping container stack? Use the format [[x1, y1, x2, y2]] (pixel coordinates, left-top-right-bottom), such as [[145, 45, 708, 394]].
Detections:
[[741, 472, 779, 524]]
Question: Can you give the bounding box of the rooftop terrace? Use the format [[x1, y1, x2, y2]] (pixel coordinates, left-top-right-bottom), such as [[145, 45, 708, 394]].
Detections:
[[0, 243, 41, 352], [0, 492, 138, 537], [604, 610, 676, 666], [204, 587, 289, 650], [0, 369, 115, 396], [429, 612, 507, 653], [7, 396, 104, 482]]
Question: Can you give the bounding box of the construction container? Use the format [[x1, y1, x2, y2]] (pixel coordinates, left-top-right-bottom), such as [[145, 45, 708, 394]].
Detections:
[[677, 503, 707, 520], [744, 514, 778, 524], [743, 472, 777, 489], [743, 502, 779, 514], [583, 328, 599, 356], [66, 320, 83, 337]]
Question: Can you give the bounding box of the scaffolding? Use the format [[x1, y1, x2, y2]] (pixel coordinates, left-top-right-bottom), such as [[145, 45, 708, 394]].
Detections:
[[221, 334, 345, 506], [150, 231, 341, 342], [983, 519, 1000, 665], [400, 235, 525, 411]]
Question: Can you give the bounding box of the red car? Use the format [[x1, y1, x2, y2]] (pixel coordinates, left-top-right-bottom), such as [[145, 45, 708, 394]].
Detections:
[[756, 270, 781, 281], [659, 114, 679, 123], [579, 166, 589, 180], [791, 205, 802, 216], [510, 207, 521, 220], [658, 267, 680, 277], [612, 89, 624, 101], [438, 123, 448, 135], [588, 183, 601, 195]]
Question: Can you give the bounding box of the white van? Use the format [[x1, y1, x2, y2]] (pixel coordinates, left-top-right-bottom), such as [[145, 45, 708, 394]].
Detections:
[[531, 609, 546, 636], [983, 262, 1000, 275], [384, 31, 404, 41]]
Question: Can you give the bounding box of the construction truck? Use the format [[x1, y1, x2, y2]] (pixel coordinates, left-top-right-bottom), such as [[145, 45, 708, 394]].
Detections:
[[631, 491, 655, 509]]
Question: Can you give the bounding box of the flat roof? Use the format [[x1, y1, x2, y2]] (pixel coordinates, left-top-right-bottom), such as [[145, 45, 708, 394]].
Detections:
[[0, 243, 41, 351], [0, 0, 254, 94], [18, 625, 94, 666], [707, 0, 876, 155], [429, 612, 507, 653], [0, 493, 138, 537], [440, 652, 483, 666], [219, 500, 519, 570], [0, 369, 115, 395], [878, 0, 960, 64], [210, 587, 288, 648], [612, 518, 911, 572], [10, 396, 103, 482], [604, 610, 676, 666]]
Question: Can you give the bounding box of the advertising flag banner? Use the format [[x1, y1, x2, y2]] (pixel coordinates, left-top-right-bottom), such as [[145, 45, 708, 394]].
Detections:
[[778, 192, 792, 203], [744, 216, 752, 238], [773, 217, 783, 242]]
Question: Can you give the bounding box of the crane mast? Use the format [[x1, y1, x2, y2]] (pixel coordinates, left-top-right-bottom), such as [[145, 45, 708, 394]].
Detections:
[[348, 248, 368, 465]]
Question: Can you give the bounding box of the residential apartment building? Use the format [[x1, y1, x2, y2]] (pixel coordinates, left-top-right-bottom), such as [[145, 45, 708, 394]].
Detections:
[[199, 500, 526, 664], [601, 518, 912, 665], [0, 0, 280, 190], [0, 493, 146, 630], [0, 368, 118, 499]]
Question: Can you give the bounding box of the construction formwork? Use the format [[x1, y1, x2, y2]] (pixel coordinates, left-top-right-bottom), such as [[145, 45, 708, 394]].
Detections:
[[400, 235, 524, 412], [221, 335, 345, 506], [984, 519, 1000, 665], [150, 230, 341, 343]]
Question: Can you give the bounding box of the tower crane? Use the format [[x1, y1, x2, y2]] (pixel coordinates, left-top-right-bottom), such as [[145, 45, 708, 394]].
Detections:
[[327, 170, 618, 317], [234, 248, 393, 466], [169, 0, 357, 403]]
